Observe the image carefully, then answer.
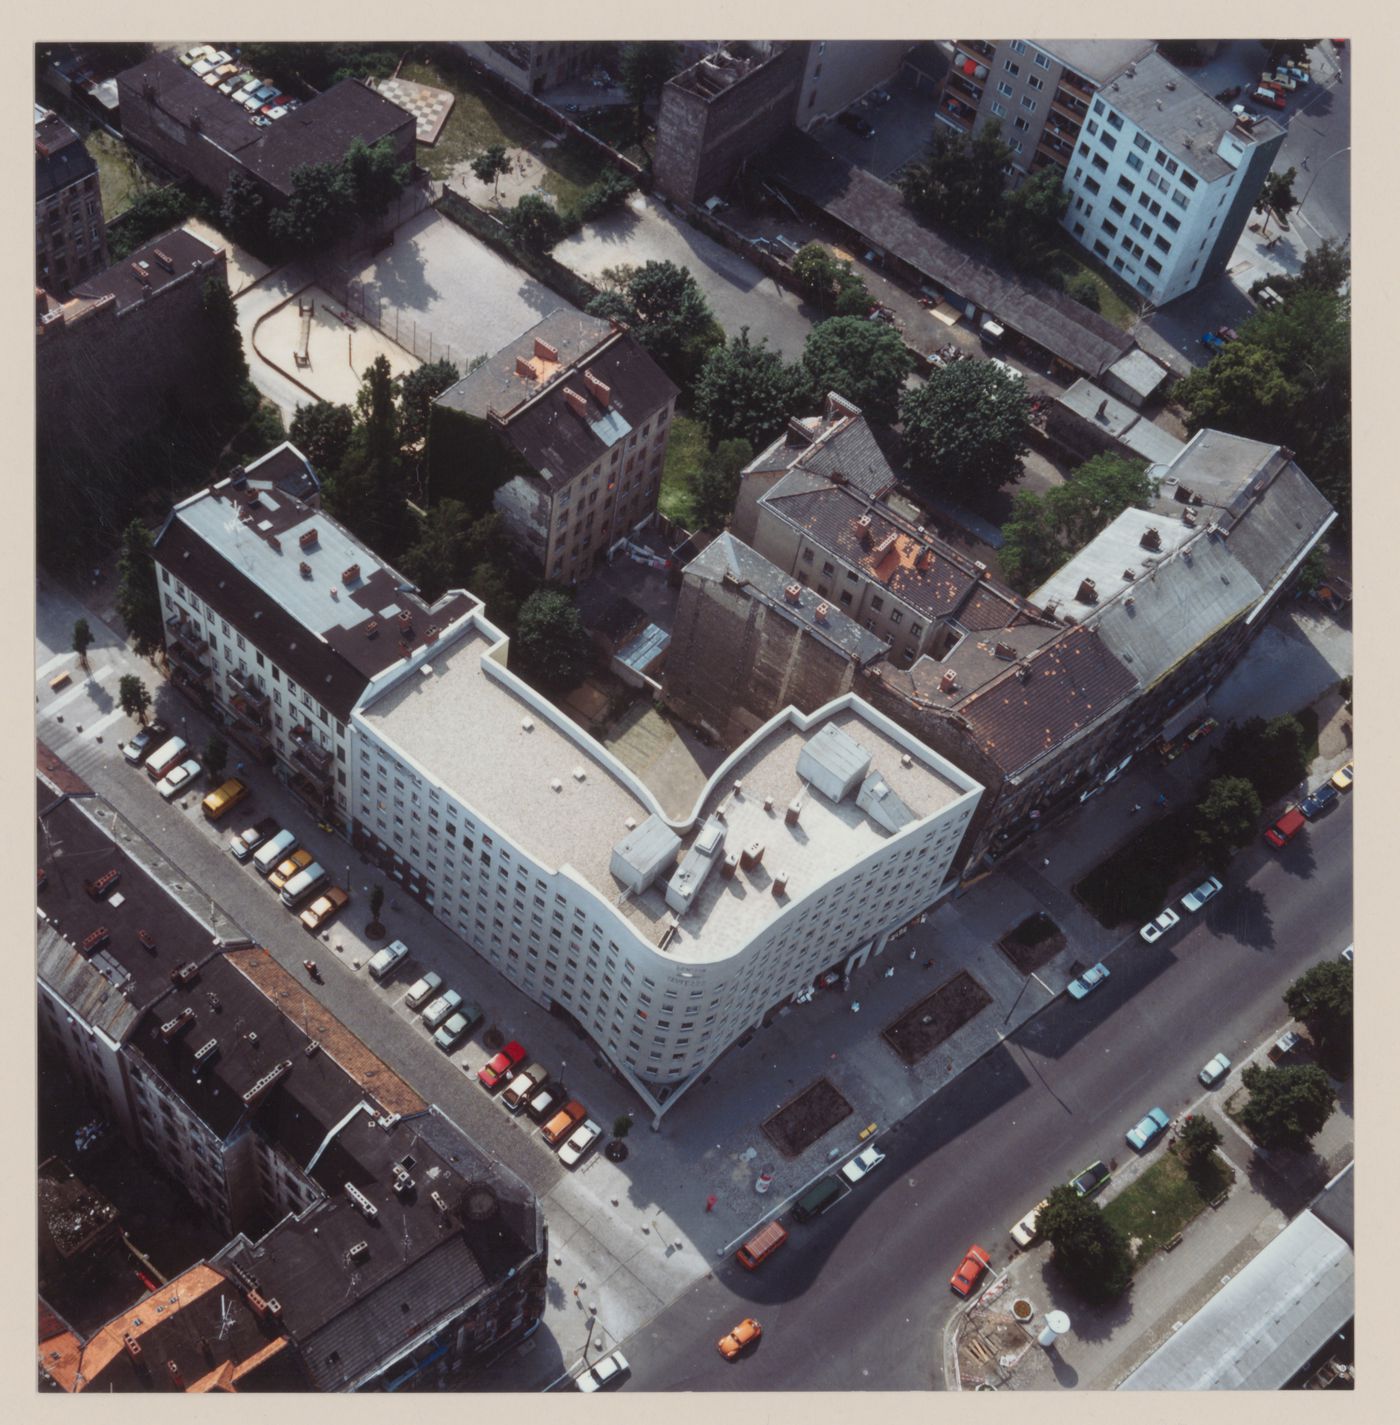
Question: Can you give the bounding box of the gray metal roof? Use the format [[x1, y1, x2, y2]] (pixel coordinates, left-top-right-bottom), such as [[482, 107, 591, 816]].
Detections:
[[1119, 1210, 1353, 1390], [1104, 348, 1170, 401], [1035, 39, 1157, 85], [1055, 379, 1185, 465], [1309, 1162, 1354, 1249]]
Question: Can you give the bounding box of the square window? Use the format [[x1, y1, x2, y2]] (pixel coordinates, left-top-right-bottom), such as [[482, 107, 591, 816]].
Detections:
[[1093, 239, 1110, 257], [870, 595, 884, 612], [1133, 133, 1150, 152], [890, 609, 903, 625], [1116, 175, 1134, 194], [1109, 197, 1126, 216], [1113, 256, 1125, 272], [989, 100, 1006, 117], [1101, 133, 1117, 152], [1013, 116, 1029, 131], [1028, 75, 1043, 91], [1091, 153, 1108, 172], [1020, 96, 1037, 112], [1102, 219, 1118, 238], [1145, 256, 1163, 274], [1086, 121, 1098, 137], [1126, 152, 1143, 172], [1084, 176, 1101, 195], [997, 81, 1014, 98], [1003, 60, 1020, 76]]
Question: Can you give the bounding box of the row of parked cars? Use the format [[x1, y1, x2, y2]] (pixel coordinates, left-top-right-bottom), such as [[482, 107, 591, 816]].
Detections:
[[398, 968, 484, 1052], [475, 1042, 602, 1166], [226, 814, 349, 927], [178, 44, 301, 127]]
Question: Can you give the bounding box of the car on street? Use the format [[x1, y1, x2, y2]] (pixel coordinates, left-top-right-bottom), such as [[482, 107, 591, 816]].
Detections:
[[558, 1118, 603, 1167], [1301, 783, 1340, 819], [1201, 330, 1227, 352], [542, 1100, 589, 1146], [268, 847, 314, 892], [838, 110, 876, 138], [421, 988, 463, 1031], [868, 87, 893, 104], [1067, 963, 1110, 1000], [1125, 1106, 1172, 1151], [1010, 1199, 1050, 1249], [1264, 806, 1306, 848], [1140, 907, 1181, 943], [122, 721, 169, 766], [179, 45, 216, 67], [502, 1062, 550, 1113], [717, 1318, 762, 1360], [220, 69, 255, 95], [366, 938, 410, 981], [1199, 1052, 1232, 1087], [1071, 1160, 1111, 1198], [433, 1011, 473, 1051], [575, 1349, 629, 1391], [1331, 762, 1355, 791], [249, 114, 272, 128], [840, 1145, 886, 1184], [950, 1244, 992, 1296], [192, 50, 231, 77], [1261, 71, 1297, 91], [478, 1041, 527, 1089], [155, 759, 202, 800], [1181, 876, 1223, 913], [1251, 86, 1287, 109], [402, 972, 441, 1011], [299, 886, 349, 932], [524, 1083, 561, 1124]]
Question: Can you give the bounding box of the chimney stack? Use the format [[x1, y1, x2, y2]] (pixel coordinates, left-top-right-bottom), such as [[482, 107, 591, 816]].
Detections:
[[1140, 526, 1162, 551], [1075, 577, 1098, 604], [534, 337, 559, 362]]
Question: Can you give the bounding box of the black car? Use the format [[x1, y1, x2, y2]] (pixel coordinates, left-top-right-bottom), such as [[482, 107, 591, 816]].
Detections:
[[838, 111, 876, 139], [1300, 782, 1340, 819], [1070, 1160, 1112, 1198]]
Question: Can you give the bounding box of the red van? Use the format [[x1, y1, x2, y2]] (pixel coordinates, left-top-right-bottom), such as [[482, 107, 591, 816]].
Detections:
[[736, 1219, 789, 1270], [1264, 806, 1306, 848]]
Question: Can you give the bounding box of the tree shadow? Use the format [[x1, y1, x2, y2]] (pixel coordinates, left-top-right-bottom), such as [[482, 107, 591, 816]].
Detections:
[[1213, 881, 1275, 951], [1029, 1256, 1135, 1344]]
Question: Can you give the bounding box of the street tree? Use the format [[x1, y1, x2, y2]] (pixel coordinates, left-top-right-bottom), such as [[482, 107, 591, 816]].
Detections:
[[203, 734, 229, 782], [1255, 166, 1299, 236], [343, 137, 411, 217], [368, 884, 385, 931], [618, 41, 678, 138], [1176, 1114, 1224, 1170], [802, 317, 914, 426], [1192, 776, 1263, 869], [118, 675, 152, 726], [504, 193, 565, 255], [1239, 1063, 1336, 1149], [72, 618, 93, 668], [1283, 960, 1353, 1054], [694, 328, 810, 450], [1036, 1186, 1135, 1301], [289, 400, 356, 478], [325, 359, 409, 557], [220, 169, 267, 250], [898, 360, 1030, 506], [470, 144, 514, 202], [514, 589, 594, 691], [791, 243, 872, 315], [467, 560, 519, 629], [268, 157, 354, 253], [992, 168, 1069, 273], [115, 519, 165, 658], [690, 439, 756, 531]]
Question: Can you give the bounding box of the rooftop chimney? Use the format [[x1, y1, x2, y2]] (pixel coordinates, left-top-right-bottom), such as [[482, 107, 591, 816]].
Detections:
[[784, 582, 801, 605], [940, 669, 958, 693], [534, 337, 559, 362], [1140, 526, 1162, 551], [1096, 398, 1109, 421], [342, 563, 360, 586], [515, 355, 535, 379], [152, 247, 175, 273], [583, 369, 612, 406], [563, 387, 590, 420], [815, 601, 830, 623], [299, 561, 312, 578], [1076, 577, 1098, 604], [130, 262, 151, 287], [974, 560, 989, 579], [299, 528, 318, 550], [993, 641, 1015, 660]]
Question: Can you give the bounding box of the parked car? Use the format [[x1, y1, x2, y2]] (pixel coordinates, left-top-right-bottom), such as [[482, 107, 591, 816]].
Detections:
[[243, 83, 278, 112], [1261, 71, 1297, 91], [221, 70, 255, 95], [404, 971, 443, 1011], [575, 1349, 629, 1391], [950, 1244, 992, 1296], [249, 115, 272, 128], [1067, 963, 1110, 1000], [542, 1100, 589, 1146], [192, 50, 231, 77], [230, 76, 261, 102], [201, 776, 249, 822], [229, 816, 278, 861], [259, 95, 289, 115], [1199, 1052, 1232, 1087], [421, 988, 463, 1031], [268, 847, 313, 892], [156, 758, 202, 800], [1300, 783, 1340, 819], [478, 1040, 527, 1089], [840, 1145, 886, 1184], [1269, 1029, 1302, 1061], [717, 1318, 762, 1360], [868, 87, 893, 104], [1010, 1198, 1050, 1249], [1071, 1160, 1111, 1198], [367, 938, 410, 981], [1139, 907, 1181, 944], [558, 1118, 603, 1167], [204, 62, 239, 87], [265, 105, 289, 121], [1330, 761, 1355, 791], [179, 44, 216, 67], [299, 886, 349, 931], [1201, 330, 1227, 352], [1125, 1106, 1171, 1151], [434, 1011, 473, 1051], [1216, 325, 1240, 342], [122, 721, 169, 766], [502, 1063, 549, 1113], [524, 1084, 561, 1124], [1264, 806, 1306, 848], [1181, 875, 1223, 913], [1251, 86, 1287, 109], [838, 110, 876, 138]]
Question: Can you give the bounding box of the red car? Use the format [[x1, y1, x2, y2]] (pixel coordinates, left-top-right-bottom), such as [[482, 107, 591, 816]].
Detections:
[[1264, 806, 1306, 849], [950, 1244, 992, 1296], [1251, 86, 1286, 109], [477, 1040, 527, 1089]]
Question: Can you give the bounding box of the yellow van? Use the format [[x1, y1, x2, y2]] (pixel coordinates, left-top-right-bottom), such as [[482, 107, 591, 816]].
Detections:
[[201, 777, 249, 822]]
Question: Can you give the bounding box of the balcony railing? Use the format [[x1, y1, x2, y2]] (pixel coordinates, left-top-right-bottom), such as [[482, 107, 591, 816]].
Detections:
[[955, 39, 995, 60], [946, 72, 984, 103], [1051, 92, 1089, 123], [940, 97, 978, 127], [1059, 69, 1094, 100], [292, 739, 333, 783]]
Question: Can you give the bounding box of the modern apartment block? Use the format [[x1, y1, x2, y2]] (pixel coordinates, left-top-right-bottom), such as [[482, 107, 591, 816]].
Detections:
[[941, 41, 1282, 303], [350, 611, 981, 1122], [433, 310, 678, 583], [152, 465, 474, 822], [35, 105, 107, 293]]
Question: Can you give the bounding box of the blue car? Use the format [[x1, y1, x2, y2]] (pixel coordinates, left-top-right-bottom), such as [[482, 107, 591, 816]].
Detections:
[[1300, 782, 1340, 819], [1201, 331, 1227, 353], [1067, 963, 1110, 1000], [1125, 1106, 1171, 1151]]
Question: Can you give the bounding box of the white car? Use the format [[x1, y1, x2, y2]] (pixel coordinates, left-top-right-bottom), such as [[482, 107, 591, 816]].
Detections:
[[404, 971, 443, 1011], [558, 1118, 602, 1167], [1139, 907, 1181, 943], [1067, 963, 1110, 999], [1010, 1198, 1049, 1248], [1199, 1052, 1232, 1087], [575, 1349, 629, 1391], [840, 1145, 886, 1184], [191, 50, 230, 77], [367, 938, 410, 981], [1181, 876, 1223, 912], [155, 758, 202, 800]]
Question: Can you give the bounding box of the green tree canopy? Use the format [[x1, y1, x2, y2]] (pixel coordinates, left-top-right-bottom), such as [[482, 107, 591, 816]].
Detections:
[[289, 400, 356, 477], [1238, 1063, 1336, 1149], [900, 119, 1013, 241], [401, 498, 471, 603], [118, 674, 153, 726], [201, 278, 252, 416], [1192, 775, 1264, 869], [791, 242, 872, 315], [72, 618, 93, 666], [344, 137, 412, 217], [802, 317, 914, 426], [1283, 960, 1352, 1053], [504, 193, 565, 255], [219, 170, 267, 250], [587, 260, 724, 392], [324, 357, 409, 556], [398, 358, 460, 449], [991, 168, 1069, 273], [268, 158, 355, 252], [107, 185, 200, 261], [203, 734, 229, 782], [514, 589, 594, 691], [898, 360, 1030, 505], [1256, 166, 1299, 234], [115, 519, 164, 658], [1176, 1114, 1224, 1169], [690, 438, 756, 531], [694, 328, 810, 450], [618, 41, 679, 136], [470, 144, 514, 201], [1036, 1185, 1135, 1301]]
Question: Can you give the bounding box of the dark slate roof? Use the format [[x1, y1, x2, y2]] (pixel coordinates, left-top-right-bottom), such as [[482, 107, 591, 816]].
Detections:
[[116, 55, 264, 158], [71, 226, 223, 316], [687, 533, 888, 665], [1309, 1164, 1354, 1250], [795, 407, 899, 499], [762, 474, 1031, 628], [956, 625, 1139, 776], [761, 129, 1135, 377], [243, 441, 320, 502], [35, 111, 96, 199]]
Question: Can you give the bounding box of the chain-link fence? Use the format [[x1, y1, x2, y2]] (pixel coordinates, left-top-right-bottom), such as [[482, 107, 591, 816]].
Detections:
[[312, 269, 453, 366]]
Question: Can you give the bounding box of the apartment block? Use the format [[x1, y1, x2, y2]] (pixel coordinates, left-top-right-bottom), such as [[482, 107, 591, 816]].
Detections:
[[434, 309, 678, 583], [941, 41, 1282, 303], [152, 466, 474, 822], [35, 105, 107, 293]]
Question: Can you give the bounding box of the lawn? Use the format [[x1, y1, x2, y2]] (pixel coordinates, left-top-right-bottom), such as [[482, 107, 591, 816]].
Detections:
[[1044, 240, 1141, 331], [1074, 808, 1197, 927], [659, 412, 707, 529], [398, 55, 609, 210], [86, 128, 157, 220], [1103, 1147, 1234, 1268]]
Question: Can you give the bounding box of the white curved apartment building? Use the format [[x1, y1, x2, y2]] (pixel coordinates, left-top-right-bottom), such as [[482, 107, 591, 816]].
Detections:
[[351, 609, 981, 1122]]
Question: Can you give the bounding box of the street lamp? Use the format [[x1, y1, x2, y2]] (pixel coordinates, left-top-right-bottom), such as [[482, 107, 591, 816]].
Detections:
[[1298, 146, 1351, 213]]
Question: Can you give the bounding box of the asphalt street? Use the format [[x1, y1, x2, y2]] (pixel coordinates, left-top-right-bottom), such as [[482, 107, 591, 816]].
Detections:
[[620, 799, 1353, 1392]]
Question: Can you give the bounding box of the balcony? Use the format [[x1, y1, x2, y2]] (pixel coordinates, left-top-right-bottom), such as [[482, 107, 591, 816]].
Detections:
[[291, 737, 333, 785], [288, 769, 332, 813], [1036, 132, 1075, 165], [950, 51, 990, 83], [167, 637, 210, 681], [1059, 69, 1094, 101], [231, 691, 271, 729], [940, 96, 978, 129], [955, 39, 995, 60], [1050, 92, 1089, 125], [946, 72, 984, 104]]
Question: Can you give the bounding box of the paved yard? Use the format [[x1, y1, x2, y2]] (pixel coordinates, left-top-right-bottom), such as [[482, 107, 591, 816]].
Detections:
[[555, 193, 819, 360]]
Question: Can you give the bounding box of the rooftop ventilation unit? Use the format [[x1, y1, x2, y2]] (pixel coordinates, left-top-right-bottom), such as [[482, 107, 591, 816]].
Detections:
[[299, 561, 312, 578], [521, 716, 535, 732], [573, 766, 586, 782], [551, 778, 562, 792]]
